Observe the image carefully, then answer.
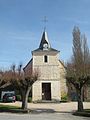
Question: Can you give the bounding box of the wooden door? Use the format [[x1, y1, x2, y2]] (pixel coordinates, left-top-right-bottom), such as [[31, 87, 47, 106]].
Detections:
[[42, 83, 51, 100]]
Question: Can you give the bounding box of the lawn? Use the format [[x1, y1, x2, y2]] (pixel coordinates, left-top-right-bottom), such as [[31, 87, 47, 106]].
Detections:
[[73, 109, 90, 117], [84, 109, 90, 112], [0, 104, 30, 113], [0, 104, 20, 110]]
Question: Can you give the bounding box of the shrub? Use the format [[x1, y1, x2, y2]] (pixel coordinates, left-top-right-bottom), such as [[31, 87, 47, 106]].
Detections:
[[28, 97, 32, 102], [16, 95, 32, 102], [16, 95, 21, 101], [61, 93, 68, 102]]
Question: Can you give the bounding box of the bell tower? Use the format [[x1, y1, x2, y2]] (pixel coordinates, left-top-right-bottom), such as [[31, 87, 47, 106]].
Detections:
[[32, 30, 62, 101]]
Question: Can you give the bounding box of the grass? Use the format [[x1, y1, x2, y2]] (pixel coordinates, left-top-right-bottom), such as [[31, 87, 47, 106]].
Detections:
[[73, 109, 90, 117], [84, 109, 90, 112], [0, 104, 31, 113], [0, 104, 20, 110]]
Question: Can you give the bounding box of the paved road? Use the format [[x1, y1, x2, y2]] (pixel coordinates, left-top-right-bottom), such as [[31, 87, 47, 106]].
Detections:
[[0, 102, 90, 120], [0, 113, 89, 120]]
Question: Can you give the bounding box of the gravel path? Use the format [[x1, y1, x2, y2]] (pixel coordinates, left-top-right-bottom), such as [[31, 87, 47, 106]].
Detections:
[[0, 102, 90, 112]]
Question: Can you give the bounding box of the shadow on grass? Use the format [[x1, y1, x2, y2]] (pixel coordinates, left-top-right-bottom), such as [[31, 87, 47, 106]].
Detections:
[[0, 104, 90, 116], [0, 104, 55, 114], [73, 109, 90, 117], [0, 104, 31, 113]]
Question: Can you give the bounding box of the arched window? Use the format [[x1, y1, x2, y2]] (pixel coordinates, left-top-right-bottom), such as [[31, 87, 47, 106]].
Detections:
[[44, 55, 48, 63]]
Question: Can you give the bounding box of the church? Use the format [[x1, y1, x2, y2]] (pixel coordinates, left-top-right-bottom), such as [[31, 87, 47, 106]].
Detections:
[[24, 30, 67, 102]]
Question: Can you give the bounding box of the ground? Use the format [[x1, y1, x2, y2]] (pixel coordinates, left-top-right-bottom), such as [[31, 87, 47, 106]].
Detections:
[[0, 112, 89, 120], [0, 102, 90, 120], [0, 102, 90, 112]]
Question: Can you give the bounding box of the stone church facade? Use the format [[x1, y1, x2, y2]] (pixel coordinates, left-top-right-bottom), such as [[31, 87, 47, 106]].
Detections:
[[24, 30, 67, 102]]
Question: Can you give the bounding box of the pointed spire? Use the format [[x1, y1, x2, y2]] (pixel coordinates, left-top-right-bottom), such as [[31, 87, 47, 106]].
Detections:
[[39, 30, 51, 50], [32, 30, 59, 53]]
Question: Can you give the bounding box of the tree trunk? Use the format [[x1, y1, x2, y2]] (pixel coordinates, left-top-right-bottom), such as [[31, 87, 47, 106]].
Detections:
[[76, 88, 83, 112], [22, 92, 28, 109], [21, 87, 31, 110]]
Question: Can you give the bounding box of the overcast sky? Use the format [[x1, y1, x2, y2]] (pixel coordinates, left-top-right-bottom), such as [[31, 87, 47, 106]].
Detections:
[[0, 0, 90, 69]]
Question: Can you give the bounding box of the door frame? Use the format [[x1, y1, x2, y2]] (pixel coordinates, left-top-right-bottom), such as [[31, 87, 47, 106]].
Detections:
[[42, 83, 51, 100]]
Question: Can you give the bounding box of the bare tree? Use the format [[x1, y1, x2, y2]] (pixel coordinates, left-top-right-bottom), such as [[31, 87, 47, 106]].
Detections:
[[66, 26, 90, 111], [0, 63, 39, 109], [0, 70, 11, 89], [10, 64, 39, 110]]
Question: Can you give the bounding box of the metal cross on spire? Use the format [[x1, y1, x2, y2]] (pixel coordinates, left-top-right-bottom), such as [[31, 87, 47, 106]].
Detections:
[[42, 16, 48, 31]]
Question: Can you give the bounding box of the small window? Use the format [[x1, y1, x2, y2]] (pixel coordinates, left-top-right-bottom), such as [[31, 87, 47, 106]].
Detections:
[[44, 55, 48, 63]]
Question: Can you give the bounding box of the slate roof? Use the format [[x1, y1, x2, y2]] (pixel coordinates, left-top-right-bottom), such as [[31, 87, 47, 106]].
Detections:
[[32, 31, 59, 53], [39, 31, 51, 49], [23, 58, 33, 70], [32, 47, 59, 52]]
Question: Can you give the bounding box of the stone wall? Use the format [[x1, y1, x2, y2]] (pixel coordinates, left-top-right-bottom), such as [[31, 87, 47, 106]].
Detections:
[[58, 61, 68, 97], [32, 51, 67, 101], [32, 80, 61, 101], [87, 85, 90, 101], [33, 52, 60, 80]]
